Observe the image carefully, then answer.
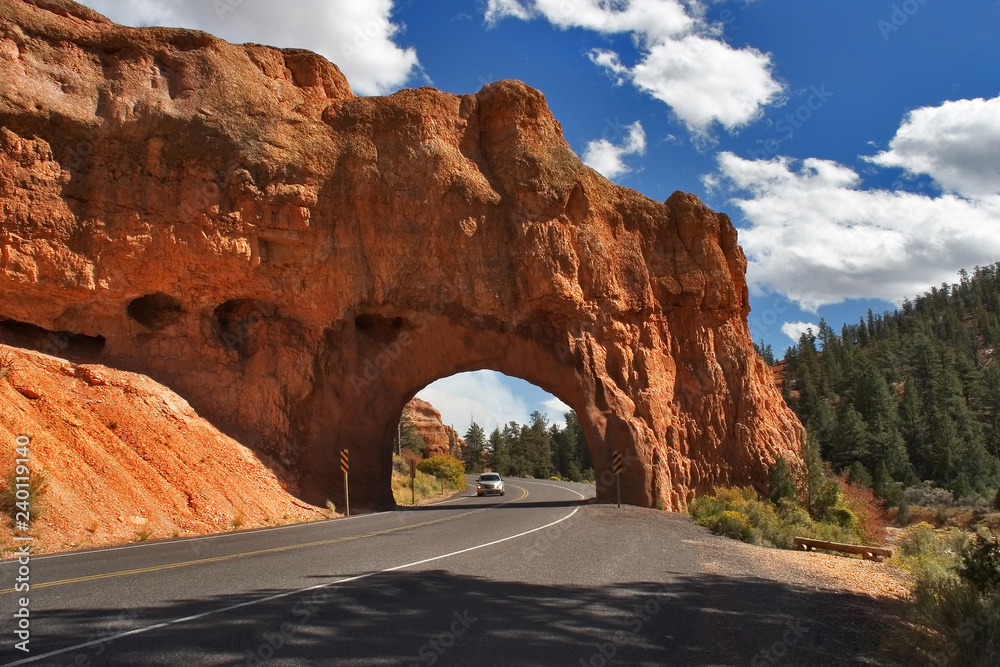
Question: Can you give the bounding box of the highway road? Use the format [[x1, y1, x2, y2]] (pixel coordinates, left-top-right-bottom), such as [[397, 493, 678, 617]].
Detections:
[[1, 477, 903, 666]]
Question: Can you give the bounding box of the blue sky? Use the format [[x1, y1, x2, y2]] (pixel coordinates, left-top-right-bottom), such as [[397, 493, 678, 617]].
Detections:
[[80, 0, 1000, 437]]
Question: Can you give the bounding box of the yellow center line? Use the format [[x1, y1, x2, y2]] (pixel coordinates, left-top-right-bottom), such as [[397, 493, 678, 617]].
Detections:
[[1, 485, 529, 594]]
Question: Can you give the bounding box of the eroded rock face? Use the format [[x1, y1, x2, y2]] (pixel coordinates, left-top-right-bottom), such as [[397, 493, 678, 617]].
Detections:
[[0, 344, 328, 554], [0, 0, 805, 509], [404, 398, 463, 459]]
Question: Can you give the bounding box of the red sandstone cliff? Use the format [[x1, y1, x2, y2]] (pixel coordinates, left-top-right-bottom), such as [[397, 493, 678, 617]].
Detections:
[[405, 397, 463, 458], [0, 344, 328, 554], [0, 0, 805, 510]]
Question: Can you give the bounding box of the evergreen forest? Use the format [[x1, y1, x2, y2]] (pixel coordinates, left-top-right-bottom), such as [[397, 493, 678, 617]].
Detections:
[[764, 263, 1000, 503]]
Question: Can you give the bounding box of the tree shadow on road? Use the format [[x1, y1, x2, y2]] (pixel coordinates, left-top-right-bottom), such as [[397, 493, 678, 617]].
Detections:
[[18, 569, 910, 666]]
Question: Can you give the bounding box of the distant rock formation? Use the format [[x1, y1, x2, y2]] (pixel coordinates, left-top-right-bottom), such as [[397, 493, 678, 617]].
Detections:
[[404, 398, 464, 459], [0, 0, 805, 510]]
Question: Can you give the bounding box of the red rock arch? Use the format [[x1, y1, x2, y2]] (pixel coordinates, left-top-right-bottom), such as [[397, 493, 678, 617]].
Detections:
[[0, 2, 805, 510]]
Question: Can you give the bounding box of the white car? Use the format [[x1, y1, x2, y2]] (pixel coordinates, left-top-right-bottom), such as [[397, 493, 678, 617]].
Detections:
[[476, 473, 505, 497]]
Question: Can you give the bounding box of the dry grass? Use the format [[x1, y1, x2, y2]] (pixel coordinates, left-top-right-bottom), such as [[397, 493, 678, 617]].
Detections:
[[0, 348, 15, 381]]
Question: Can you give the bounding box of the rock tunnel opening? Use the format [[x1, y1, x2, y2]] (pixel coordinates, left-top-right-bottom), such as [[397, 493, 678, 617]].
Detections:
[[298, 309, 652, 512], [395, 370, 597, 493]]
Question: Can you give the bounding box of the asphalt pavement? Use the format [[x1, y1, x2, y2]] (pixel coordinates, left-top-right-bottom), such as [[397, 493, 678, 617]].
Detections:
[[0, 477, 905, 666]]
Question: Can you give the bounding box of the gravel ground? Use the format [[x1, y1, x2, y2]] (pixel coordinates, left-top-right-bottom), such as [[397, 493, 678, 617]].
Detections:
[[697, 534, 913, 600], [595, 503, 912, 601]]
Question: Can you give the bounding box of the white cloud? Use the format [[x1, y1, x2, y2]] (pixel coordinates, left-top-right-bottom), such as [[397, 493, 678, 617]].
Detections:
[[583, 120, 646, 179], [417, 371, 573, 437], [866, 96, 1000, 200], [707, 151, 1000, 311], [485, 0, 784, 137], [484, 0, 534, 23], [417, 371, 530, 437], [80, 0, 420, 95], [542, 397, 572, 425], [781, 321, 818, 344]]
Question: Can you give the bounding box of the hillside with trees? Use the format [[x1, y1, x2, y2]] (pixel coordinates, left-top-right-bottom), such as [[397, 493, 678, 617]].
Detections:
[[770, 263, 1000, 505]]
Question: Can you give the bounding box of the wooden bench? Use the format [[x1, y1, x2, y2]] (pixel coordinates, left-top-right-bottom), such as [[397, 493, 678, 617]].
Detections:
[[793, 537, 892, 562]]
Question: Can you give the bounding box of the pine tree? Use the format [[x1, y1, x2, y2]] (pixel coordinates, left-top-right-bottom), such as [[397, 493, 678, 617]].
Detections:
[[804, 433, 826, 517], [847, 461, 873, 488], [982, 363, 1000, 459], [768, 456, 798, 503], [488, 428, 509, 475], [505, 421, 530, 477], [463, 420, 486, 473], [831, 404, 870, 471], [563, 411, 591, 473], [847, 359, 913, 480], [873, 460, 903, 504], [522, 411, 553, 479]]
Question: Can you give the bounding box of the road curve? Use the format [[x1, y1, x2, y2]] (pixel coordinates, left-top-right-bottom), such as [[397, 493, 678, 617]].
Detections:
[[1, 478, 903, 666]]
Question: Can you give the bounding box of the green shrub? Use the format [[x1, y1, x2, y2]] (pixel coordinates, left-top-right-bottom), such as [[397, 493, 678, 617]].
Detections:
[[768, 456, 798, 504], [893, 526, 1000, 666], [417, 454, 465, 488], [743, 500, 795, 548], [414, 472, 438, 497], [898, 522, 947, 557], [890, 523, 969, 590], [690, 483, 884, 551], [905, 482, 955, 508], [690, 494, 723, 524], [810, 478, 842, 522], [897, 499, 911, 526], [392, 468, 445, 505], [910, 574, 1000, 666], [833, 505, 858, 531], [958, 532, 1000, 594], [872, 461, 904, 505], [776, 498, 813, 529], [714, 485, 760, 506], [714, 511, 755, 542]]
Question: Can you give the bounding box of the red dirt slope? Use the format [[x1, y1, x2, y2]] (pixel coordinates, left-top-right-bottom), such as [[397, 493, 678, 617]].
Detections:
[[0, 344, 329, 555]]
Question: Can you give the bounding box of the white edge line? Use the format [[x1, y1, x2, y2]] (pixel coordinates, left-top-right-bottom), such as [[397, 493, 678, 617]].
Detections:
[[3, 478, 586, 565], [4, 501, 583, 666]]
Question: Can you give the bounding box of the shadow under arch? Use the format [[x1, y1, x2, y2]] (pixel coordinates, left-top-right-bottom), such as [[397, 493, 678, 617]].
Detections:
[[298, 306, 646, 511]]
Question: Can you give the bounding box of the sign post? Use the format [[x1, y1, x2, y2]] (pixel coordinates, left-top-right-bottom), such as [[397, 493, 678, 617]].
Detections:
[[612, 450, 623, 509], [340, 448, 350, 517], [409, 458, 417, 506]]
